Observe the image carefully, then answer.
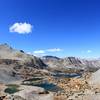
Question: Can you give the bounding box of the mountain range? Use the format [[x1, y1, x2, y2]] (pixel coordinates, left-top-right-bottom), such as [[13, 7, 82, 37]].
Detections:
[[42, 56, 100, 71], [0, 43, 100, 83]]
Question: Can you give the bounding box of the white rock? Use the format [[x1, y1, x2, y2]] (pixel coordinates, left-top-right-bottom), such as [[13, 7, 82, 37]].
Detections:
[[13, 85, 54, 100], [89, 69, 100, 88]]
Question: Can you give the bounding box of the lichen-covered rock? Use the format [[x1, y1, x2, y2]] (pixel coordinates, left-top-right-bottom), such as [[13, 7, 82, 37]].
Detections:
[[13, 85, 54, 100]]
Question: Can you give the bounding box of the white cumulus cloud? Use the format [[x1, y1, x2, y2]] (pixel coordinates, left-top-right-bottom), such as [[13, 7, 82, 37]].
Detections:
[[33, 50, 45, 54], [28, 48, 63, 57], [47, 48, 62, 52], [33, 48, 63, 54], [9, 22, 33, 34], [87, 50, 92, 53]]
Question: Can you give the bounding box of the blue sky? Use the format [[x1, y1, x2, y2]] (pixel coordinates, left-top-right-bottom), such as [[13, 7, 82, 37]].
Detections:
[[0, 0, 100, 58]]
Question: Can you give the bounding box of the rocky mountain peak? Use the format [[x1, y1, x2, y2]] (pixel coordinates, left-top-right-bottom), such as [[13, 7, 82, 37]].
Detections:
[[42, 56, 60, 61], [0, 43, 13, 50]]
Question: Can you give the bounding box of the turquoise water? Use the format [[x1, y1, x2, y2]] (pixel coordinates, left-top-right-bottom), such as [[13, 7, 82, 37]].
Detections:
[[34, 82, 63, 92], [52, 73, 82, 78], [23, 73, 82, 92], [33, 73, 81, 92]]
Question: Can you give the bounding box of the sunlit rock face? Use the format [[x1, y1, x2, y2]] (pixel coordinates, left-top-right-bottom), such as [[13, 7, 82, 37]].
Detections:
[[89, 69, 100, 87]]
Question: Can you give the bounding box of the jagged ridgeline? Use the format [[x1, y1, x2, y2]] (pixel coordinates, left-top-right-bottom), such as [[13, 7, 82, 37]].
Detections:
[[42, 56, 100, 72], [0, 43, 46, 68]]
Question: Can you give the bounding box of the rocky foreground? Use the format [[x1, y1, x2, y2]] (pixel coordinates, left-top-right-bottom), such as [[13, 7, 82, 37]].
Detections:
[[0, 71, 100, 100], [0, 71, 99, 100]]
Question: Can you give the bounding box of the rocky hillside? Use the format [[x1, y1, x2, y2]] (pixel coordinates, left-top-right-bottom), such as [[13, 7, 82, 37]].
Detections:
[[0, 43, 46, 68], [0, 43, 46, 83]]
